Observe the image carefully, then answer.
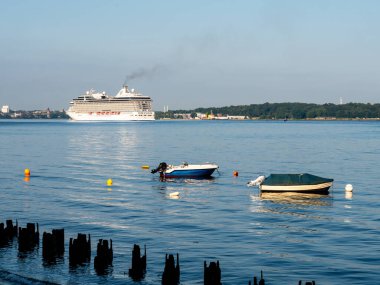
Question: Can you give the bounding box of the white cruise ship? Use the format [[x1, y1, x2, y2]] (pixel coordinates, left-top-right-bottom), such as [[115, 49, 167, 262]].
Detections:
[[66, 85, 155, 121]]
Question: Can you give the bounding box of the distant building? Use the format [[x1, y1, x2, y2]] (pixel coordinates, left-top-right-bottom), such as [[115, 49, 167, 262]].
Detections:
[[11, 112, 22, 118], [207, 113, 216, 120], [196, 113, 207, 119], [32, 108, 51, 118], [227, 115, 246, 120], [215, 114, 229, 120], [1, 105, 10, 113], [174, 113, 192, 120]]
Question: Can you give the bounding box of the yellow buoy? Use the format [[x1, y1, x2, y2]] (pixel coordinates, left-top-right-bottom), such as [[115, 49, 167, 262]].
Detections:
[[107, 178, 113, 186], [233, 171, 239, 177], [24, 168, 31, 176], [141, 165, 150, 170]]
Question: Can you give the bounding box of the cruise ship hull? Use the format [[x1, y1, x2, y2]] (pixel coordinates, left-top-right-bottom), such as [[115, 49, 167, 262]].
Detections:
[[66, 111, 155, 121]]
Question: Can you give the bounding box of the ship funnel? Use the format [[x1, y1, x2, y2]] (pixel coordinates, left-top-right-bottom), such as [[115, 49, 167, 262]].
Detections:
[[123, 75, 129, 91]]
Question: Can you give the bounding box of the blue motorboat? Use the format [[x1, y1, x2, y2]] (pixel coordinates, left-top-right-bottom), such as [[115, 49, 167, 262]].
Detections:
[[151, 162, 219, 178]]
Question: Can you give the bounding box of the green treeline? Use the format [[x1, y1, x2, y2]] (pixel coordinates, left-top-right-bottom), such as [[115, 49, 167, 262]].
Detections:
[[157, 103, 380, 120]]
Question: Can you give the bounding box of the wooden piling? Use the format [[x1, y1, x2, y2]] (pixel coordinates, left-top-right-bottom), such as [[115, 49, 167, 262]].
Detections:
[[42, 232, 56, 260], [52, 229, 64, 255], [0, 219, 18, 246], [5, 220, 18, 238], [259, 270, 265, 285], [0, 223, 5, 246], [128, 244, 146, 280], [18, 223, 39, 252], [204, 260, 221, 285], [248, 275, 258, 285], [162, 253, 180, 285], [69, 233, 91, 266], [94, 239, 113, 274], [42, 228, 64, 261]]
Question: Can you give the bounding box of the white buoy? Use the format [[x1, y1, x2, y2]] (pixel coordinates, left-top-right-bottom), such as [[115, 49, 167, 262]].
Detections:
[[345, 184, 353, 192], [169, 191, 180, 198]]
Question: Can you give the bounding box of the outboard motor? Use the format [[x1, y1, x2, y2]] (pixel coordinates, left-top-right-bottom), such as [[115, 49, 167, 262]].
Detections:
[[151, 162, 168, 174], [247, 175, 266, 187]]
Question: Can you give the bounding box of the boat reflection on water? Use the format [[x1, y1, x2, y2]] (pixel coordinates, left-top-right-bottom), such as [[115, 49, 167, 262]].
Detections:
[[249, 191, 333, 217], [158, 176, 216, 184], [256, 191, 333, 207], [152, 176, 218, 203]]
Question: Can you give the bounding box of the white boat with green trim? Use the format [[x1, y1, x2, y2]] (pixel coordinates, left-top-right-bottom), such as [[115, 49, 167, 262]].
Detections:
[[248, 173, 333, 194]]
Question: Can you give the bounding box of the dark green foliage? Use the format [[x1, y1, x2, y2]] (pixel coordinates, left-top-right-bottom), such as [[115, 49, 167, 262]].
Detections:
[[155, 103, 380, 120]]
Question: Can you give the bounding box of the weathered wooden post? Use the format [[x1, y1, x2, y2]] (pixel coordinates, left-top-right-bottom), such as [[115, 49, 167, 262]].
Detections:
[[5, 220, 18, 238], [1, 220, 18, 247], [0, 223, 5, 246], [53, 229, 64, 255], [128, 244, 146, 280], [69, 233, 91, 266], [204, 260, 221, 285], [248, 276, 258, 285], [94, 239, 113, 274], [42, 228, 64, 262], [162, 253, 180, 285], [42, 232, 56, 260], [259, 270, 265, 285], [18, 223, 39, 252]]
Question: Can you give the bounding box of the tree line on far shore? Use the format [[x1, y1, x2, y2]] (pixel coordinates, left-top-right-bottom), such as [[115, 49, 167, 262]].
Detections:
[[156, 102, 380, 120]]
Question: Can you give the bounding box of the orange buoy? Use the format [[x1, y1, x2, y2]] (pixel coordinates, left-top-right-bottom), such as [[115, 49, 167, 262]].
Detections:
[[233, 171, 238, 177], [24, 168, 31, 176]]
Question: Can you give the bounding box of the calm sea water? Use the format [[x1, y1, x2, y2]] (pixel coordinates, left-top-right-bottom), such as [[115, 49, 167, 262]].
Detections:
[[0, 120, 379, 284]]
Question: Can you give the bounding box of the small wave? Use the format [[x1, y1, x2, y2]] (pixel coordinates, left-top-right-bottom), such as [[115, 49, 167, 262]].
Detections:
[[0, 269, 59, 285]]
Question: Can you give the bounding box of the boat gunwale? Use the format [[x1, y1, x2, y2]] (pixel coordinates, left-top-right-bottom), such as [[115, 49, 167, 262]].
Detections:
[[259, 181, 333, 193]]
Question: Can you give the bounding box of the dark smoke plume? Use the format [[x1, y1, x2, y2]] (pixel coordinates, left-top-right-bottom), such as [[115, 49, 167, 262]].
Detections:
[[125, 64, 165, 84]]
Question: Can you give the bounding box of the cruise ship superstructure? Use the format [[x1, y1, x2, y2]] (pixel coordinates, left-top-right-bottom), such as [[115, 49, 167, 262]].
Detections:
[[66, 85, 155, 121]]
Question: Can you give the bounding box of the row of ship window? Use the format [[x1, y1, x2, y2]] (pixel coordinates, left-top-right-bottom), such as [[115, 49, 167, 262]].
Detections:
[[75, 105, 150, 111], [88, 112, 151, 116], [89, 112, 121, 115]]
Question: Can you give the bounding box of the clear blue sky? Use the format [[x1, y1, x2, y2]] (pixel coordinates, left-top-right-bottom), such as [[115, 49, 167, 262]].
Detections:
[[1, 0, 379, 111]]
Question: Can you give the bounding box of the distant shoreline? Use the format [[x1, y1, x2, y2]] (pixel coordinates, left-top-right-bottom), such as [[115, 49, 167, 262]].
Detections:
[[2, 102, 380, 120], [1, 117, 379, 121], [157, 117, 380, 121]]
